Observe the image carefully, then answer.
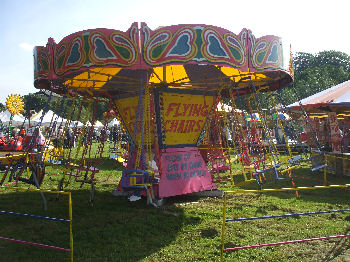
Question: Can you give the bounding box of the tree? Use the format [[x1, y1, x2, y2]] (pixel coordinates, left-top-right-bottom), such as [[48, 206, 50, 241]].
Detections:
[[294, 50, 350, 74], [294, 52, 315, 73], [47, 96, 111, 122], [313, 51, 350, 71], [280, 50, 350, 106], [0, 102, 5, 112], [23, 93, 47, 113]]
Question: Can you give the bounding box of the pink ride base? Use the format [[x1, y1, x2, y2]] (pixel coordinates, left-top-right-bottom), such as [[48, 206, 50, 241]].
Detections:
[[158, 147, 216, 198], [116, 147, 217, 198]]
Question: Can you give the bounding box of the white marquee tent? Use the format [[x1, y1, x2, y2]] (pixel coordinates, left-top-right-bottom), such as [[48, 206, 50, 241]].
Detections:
[[30, 110, 67, 126], [70, 121, 84, 127], [0, 110, 27, 126], [108, 118, 120, 127], [86, 120, 104, 128]]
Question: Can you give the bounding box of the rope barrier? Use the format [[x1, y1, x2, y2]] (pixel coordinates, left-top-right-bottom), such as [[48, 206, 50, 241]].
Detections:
[[224, 234, 350, 251], [220, 186, 350, 261], [0, 236, 71, 252], [226, 209, 350, 222], [0, 210, 70, 223], [0, 187, 73, 261]]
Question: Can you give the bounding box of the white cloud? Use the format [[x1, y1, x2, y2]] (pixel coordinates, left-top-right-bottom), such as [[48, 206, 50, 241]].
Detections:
[[18, 42, 34, 51]]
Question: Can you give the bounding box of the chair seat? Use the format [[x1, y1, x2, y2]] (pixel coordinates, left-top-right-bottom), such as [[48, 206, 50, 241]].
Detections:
[[255, 164, 280, 174], [288, 155, 302, 165], [311, 164, 328, 172]]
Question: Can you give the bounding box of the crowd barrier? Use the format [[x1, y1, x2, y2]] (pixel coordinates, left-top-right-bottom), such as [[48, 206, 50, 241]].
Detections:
[[220, 185, 350, 261], [0, 187, 73, 262]]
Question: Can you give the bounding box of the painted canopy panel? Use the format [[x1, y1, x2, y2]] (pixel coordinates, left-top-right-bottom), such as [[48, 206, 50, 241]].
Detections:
[[141, 23, 284, 71], [34, 23, 140, 80], [141, 23, 249, 70], [34, 23, 292, 97]]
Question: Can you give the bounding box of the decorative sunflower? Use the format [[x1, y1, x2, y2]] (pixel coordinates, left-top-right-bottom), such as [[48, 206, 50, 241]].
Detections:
[[6, 94, 24, 115]]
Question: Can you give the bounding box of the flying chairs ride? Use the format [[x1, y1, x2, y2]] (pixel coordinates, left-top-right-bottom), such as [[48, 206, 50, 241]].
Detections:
[[33, 23, 292, 203]]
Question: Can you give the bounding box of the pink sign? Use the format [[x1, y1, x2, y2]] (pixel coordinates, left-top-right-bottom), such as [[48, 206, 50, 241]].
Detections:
[[300, 119, 316, 148], [328, 112, 342, 153], [159, 147, 216, 198]]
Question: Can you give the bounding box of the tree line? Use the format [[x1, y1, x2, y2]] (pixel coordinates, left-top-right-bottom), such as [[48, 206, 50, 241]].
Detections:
[[279, 50, 350, 106]]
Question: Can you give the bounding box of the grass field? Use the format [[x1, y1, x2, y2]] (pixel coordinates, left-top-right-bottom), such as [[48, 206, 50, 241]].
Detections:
[[1, 142, 350, 261]]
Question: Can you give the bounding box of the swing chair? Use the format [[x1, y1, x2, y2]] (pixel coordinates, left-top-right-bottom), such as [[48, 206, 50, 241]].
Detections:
[[207, 82, 261, 187], [273, 86, 328, 172], [43, 97, 69, 165], [243, 81, 286, 186], [267, 93, 308, 168], [118, 77, 160, 206], [216, 86, 256, 187], [44, 96, 83, 196], [206, 107, 232, 183], [57, 98, 109, 203], [109, 125, 128, 165]]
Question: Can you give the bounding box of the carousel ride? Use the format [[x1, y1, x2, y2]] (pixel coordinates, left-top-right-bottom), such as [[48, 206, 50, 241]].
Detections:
[[32, 22, 294, 204], [0, 94, 55, 209]]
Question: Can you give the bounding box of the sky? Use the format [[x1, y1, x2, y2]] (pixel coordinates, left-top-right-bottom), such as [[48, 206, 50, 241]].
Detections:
[[1, 0, 350, 104]]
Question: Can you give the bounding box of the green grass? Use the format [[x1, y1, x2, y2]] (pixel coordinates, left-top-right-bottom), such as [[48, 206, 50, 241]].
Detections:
[[1, 142, 350, 261]]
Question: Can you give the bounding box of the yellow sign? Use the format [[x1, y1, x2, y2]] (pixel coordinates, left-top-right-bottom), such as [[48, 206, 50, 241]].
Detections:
[[161, 92, 214, 145], [6, 94, 24, 115], [114, 96, 154, 145]]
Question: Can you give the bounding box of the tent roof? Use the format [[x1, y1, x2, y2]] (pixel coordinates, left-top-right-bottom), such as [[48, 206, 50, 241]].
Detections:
[[108, 118, 120, 127], [31, 110, 66, 125], [0, 110, 26, 125], [288, 80, 350, 113], [94, 120, 104, 127]]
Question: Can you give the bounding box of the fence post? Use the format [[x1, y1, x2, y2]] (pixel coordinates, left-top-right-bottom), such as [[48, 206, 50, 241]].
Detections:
[[220, 192, 227, 262], [324, 154, 327, 186]]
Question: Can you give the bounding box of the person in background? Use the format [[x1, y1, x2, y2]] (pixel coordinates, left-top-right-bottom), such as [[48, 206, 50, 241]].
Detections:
[[32, 127, 46, 152], [65, 127, 73, 148], [112, 124, 118, 143], [11, 128, 19, 139], [57, 125, 64, 139], [106, 128, 110, 142], [274, 125, 282, 144], [342, 117, 350, 153], [19, 129, 26, 137]]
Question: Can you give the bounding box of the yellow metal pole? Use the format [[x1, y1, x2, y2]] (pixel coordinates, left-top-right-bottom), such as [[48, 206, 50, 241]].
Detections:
[[69, 192, 74, 262], [224, 184, 350, 194], [26, 154, 30, 178], [279, 166, 297, 173], [220, 192, 227, 262]]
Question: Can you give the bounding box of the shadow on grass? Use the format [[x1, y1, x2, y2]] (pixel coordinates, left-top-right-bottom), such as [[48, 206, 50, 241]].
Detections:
[[0, 189, 190, 262], [322, 229, 350, 262]]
